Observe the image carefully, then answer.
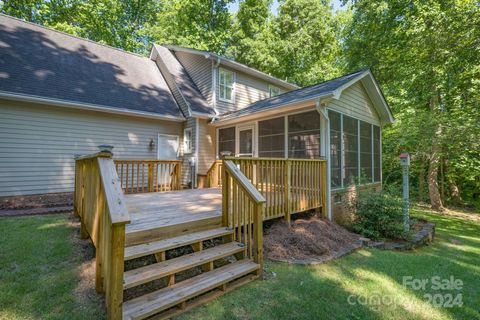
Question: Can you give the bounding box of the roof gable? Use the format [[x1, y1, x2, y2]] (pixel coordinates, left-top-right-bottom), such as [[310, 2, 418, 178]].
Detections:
[[0, 14, 183, 119], [215, 70, 394, 125]]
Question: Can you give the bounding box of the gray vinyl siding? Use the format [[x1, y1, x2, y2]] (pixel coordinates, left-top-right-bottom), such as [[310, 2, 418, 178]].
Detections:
[[215, 66, 291, 114], [197, 119, 216, 175], [0, 99, 182, 196], [327, 82, 380, 125], [180, 117, 197, 186], [175, 52, 213, 104]]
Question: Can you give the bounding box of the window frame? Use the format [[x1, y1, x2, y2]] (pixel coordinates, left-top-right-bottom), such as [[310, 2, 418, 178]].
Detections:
[[183, 128, 193, 154], [268, 85, 281, 98], [219, 68, 235, 103], [328, 110, 382, 190]]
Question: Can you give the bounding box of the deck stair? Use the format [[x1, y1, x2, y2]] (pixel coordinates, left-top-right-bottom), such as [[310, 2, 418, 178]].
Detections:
[[122, 220, 260, 320]]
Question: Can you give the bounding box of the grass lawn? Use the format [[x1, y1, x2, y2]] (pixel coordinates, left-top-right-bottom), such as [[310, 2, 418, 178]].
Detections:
[[0, 208, 479, 320], [0, 214, 105, 320]]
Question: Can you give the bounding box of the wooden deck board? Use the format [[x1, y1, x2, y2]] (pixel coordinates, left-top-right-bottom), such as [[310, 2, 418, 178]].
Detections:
[[125, 189, 222, 232]]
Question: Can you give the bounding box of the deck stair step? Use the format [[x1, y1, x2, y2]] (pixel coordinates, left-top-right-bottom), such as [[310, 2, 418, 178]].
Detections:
[[123, 242, 245, 289], [124, 227, 233, 261], [122, 260, 260, 320]]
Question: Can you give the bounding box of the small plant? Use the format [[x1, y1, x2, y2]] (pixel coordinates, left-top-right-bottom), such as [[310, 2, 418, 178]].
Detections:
[[350, 190, 406, 240]]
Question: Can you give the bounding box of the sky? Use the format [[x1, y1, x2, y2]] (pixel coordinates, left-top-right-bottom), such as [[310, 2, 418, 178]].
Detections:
[[227, 0, 345, 14]]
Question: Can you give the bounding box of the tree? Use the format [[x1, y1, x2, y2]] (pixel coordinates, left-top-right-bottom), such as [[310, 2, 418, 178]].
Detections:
[[145, 0, 234, 55], [227, 0, 278, 73], [343, 0, 480, 209], [0, 0, 160, 54]]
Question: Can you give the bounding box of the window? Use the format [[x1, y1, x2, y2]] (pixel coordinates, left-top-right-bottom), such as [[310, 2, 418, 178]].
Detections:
[[288, 111, 321, 159], [218, 127, 235, 157], [269, 85, 281, 97], [329, 111, 382, 188], [373, 125, 381, 182], [359, 121, 372, 182], [258, 117, 285, 158], [183, 128, 192, 154], [343, 115, 358, 186], [219, 68, 234, 102], [329, 111, 342, 188]]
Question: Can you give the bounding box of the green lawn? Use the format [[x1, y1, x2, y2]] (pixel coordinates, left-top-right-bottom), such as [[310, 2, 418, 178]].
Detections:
[[0, 214, 105, 320], [0, 209, 479, 320]]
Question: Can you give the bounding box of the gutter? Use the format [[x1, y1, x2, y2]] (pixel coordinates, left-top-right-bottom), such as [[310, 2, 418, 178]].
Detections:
[[211, 92, 334, 126], [0, 91, 186, 122]]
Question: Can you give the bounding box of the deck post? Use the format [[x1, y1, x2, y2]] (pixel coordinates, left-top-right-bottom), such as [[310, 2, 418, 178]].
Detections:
[[253, 203, 264, 277], [148, 163, 154, 192], [221, 162, 229, 227], [284, 159, 292, 224], [107, 223, 126, 320], [176, 162, 182, 190]]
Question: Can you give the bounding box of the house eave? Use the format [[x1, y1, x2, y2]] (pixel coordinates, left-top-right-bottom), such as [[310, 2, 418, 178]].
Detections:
[[162, 45, 299, 91], [211, 93, 333, 126], [0, 91, 186, 122]]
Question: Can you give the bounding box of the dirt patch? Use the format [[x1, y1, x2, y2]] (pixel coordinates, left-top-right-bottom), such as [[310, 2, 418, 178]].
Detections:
[[0, 192, 73, 210], [264, 216, 362, 265], [68, 215, 105, 314]]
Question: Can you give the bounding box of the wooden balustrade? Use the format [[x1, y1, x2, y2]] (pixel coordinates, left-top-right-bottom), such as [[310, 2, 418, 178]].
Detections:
[[114, 160, 182, 193], [74, 152, 130, 319], [206, 160, 223, 187], [225, 157, 327, 222], [222, 160, 265, 274]]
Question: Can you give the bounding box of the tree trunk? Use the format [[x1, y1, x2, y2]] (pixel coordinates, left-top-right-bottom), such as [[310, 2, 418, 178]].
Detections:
[[418, 156, 425, 201], [428, 92, 444, 211], [428, 146, 444, 210]]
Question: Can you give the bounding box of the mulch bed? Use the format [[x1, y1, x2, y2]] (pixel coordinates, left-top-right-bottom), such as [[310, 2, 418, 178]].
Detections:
[[0, 192, 73, 217], [263, 216, 363, 265]]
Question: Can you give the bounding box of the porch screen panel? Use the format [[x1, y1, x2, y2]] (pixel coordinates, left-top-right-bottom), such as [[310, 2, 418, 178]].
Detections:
[[288, 111, 321, 159], [329, 110, 342, 188], [360, 121, 373, 182], [343, 115, 358, 186], [218, 127, 235, 157], [373, 125, 381, 182], [258, 117, 285, 158]]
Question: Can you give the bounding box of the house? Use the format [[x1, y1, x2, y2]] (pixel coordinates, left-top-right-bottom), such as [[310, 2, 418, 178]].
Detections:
[[0, 14, 394, 319]]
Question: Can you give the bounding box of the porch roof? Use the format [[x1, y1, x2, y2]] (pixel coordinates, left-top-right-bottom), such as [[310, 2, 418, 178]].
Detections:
[[213, 70, 394, 125]]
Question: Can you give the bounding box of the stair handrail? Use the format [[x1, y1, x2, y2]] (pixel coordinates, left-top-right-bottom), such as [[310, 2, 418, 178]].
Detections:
[[222, 160, 265, 275], [74, 152, 130, 319], [206, 160, 223, 187]]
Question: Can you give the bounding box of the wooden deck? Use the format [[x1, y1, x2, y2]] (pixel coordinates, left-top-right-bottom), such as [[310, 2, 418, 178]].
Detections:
[[124, 188, 223, 246]]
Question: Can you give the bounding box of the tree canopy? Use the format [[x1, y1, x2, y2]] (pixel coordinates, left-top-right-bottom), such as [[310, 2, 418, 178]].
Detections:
[[1, 0, 479, 209]]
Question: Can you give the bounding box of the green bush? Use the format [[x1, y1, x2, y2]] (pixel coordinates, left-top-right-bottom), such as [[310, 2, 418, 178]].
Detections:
[[350, 190, 406, 240]]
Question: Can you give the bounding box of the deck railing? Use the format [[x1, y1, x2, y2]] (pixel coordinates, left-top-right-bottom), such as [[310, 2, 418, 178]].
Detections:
[[225, 157, 327, 222], [222, 160, 265, 274], [114, 160, 182, 193], [74, 152, 130, 319], [206, 160, 222, 187]]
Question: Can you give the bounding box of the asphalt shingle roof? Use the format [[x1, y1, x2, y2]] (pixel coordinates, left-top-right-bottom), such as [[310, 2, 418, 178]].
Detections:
[[217, 70, 366, 121], [153, 45, 214, 116], [0, 14, 183, 119]]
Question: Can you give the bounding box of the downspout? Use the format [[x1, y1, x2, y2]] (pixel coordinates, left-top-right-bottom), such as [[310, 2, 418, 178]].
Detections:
[[316, 99, 332, 221]]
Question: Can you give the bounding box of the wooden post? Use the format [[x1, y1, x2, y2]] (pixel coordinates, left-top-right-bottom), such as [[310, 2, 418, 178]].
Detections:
[[253, 203, 264, 277], [107, 223, 126, 320], [148, 163, 154, 192], [321, 162, 328, 218], [284, 160, 292, 224], [176, 162, 182, 190], [221, 162, 229, 227]]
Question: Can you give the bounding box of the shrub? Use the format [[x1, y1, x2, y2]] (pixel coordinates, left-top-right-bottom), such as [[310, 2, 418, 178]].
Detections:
[[350, 190, 406, 240]]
